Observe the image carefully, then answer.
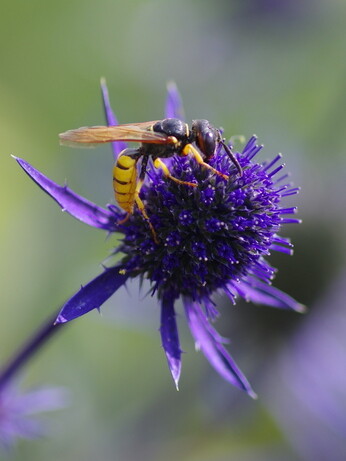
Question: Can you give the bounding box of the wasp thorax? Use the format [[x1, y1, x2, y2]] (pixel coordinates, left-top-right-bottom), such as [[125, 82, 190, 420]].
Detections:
[[152, 118, 188, 138]]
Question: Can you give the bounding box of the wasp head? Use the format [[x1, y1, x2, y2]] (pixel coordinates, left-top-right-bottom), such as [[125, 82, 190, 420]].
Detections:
[[192, 119, 221, 161]]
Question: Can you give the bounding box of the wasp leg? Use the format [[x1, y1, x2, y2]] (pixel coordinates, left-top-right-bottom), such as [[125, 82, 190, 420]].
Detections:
[[136, 155, 159, 243], [117, 213, 130, 225], [182, 144, 229, 180], [153, 158, 197, 187], [134, 177, 159, 244]]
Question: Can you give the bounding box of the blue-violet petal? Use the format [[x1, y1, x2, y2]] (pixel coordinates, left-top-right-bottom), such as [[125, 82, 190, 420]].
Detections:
[[160, 296, 182, 389], [164, 81, 185, 120], [14, 156, 120, 231], [183, 299, 257, 398], [56, 266, 128, 323], [233, 277, 306, 312], [100, 78, 127, 159]]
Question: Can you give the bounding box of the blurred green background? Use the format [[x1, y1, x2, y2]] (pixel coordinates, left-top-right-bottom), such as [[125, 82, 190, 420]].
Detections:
[[1, 0, 346, 459]]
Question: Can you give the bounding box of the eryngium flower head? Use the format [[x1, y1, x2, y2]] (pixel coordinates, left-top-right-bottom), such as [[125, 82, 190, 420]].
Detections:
[[119, 137, 296, 303], [0, 383, 67, 451], [14, 80, 304, 396]]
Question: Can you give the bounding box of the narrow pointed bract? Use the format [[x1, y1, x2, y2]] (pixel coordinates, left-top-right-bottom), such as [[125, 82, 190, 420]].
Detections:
[[16, 82, 303, 395], [14, 156, 120, 231], [184, 299, 257, 398], [233, 277, 306, 312], [56, 266, 128, 323], [100, 78, 128, 159], [160, 296, 182, 389], [165, 81, 185, 120]]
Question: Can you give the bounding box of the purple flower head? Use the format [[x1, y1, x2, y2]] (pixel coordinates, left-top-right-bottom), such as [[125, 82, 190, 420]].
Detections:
[[0, 382, 67, 451], [15, 80, 304, 396]]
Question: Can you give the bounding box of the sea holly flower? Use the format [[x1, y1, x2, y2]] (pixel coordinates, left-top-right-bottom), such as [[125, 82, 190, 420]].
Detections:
[[0, 382, 67, 450], [14, 80, 304, 396]]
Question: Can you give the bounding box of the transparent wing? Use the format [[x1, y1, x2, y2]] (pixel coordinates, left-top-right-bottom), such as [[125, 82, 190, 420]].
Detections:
[[59, 121, 172, 147]]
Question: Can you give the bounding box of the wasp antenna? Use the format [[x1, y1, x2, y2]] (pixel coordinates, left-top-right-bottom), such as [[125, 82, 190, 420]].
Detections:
[[222, 141, 243, 177]]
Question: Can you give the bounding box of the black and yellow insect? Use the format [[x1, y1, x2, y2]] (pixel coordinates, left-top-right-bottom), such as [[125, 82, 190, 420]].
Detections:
[[59, 118, 242, 242]]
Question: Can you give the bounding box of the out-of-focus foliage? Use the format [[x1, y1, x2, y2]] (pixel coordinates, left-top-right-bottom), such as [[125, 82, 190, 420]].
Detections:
[[0, 0, 345, 459]]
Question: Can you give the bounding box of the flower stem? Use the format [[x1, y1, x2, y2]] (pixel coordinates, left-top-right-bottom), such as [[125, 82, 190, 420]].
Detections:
[[0, 312, 64, 390]]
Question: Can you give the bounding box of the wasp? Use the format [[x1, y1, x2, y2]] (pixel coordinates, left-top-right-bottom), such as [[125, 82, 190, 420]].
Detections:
[[59, 118, 242, 243]]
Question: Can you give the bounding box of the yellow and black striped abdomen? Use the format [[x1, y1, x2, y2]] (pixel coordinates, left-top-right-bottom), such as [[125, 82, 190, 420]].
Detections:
[[113, 153, 138, 214]]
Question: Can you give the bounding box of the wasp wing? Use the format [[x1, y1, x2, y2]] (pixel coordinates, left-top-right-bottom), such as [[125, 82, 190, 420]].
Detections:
[[114, 121, 159, 130], [59, 121, 171, 147]]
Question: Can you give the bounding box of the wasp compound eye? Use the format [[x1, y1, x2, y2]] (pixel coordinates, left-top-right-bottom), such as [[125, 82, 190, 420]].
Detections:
[[197, 130, 217, 160], [191, 119, 218, 160]]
